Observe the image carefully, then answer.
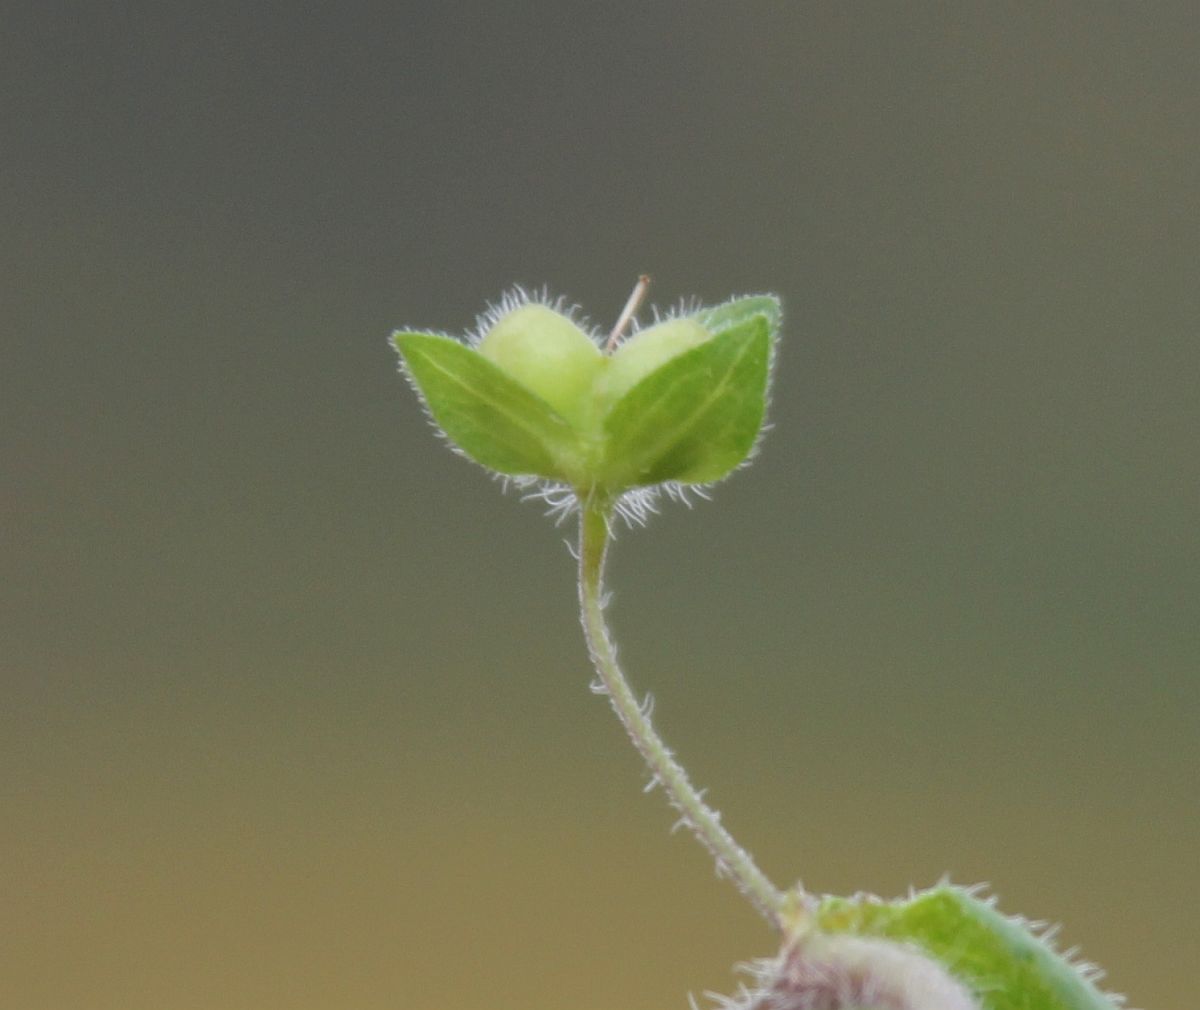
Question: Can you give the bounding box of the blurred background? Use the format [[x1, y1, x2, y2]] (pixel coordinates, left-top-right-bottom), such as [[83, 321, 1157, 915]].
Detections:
[[3, 4, 1197, 1008]]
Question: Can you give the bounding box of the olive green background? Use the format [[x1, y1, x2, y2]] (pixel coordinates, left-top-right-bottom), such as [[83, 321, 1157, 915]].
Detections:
[[4, 5, 1197, 1009]]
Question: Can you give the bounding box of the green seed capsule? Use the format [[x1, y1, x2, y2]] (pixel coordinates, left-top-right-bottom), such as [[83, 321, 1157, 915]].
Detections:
[[476, 304, 603, 425], [394, 290, 780, 495], [593, 317, 712, 411]]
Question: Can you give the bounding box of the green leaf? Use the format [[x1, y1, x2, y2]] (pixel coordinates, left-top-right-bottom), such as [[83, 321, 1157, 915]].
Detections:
[[697, 294, 782, 339], [815, 885, 1119, 1010], [393, 332, 584, 481], [599, 314, 771, 488]]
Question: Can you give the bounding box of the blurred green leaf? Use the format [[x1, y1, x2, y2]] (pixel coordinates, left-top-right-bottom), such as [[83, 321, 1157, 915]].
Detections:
[[816, 885, 1118, 1010]]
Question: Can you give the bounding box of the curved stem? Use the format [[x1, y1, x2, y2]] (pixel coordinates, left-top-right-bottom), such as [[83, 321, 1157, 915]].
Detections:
[[576, 494, 786, 927]]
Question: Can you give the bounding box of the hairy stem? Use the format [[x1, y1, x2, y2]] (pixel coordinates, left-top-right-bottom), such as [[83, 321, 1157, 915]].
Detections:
[[576, 494, 785, 927]]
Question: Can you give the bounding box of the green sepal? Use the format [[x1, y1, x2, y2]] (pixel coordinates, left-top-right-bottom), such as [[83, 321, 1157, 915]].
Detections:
[[392, 331, 584, 481], [599, 314, 772, 488], [814, 885, 1118, 1010], [697, 294, 782, 339]]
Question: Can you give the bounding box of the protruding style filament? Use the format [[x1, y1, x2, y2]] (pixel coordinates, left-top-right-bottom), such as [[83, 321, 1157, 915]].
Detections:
[[606, 274, 652, 351]]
